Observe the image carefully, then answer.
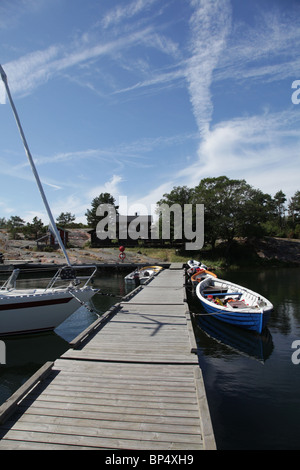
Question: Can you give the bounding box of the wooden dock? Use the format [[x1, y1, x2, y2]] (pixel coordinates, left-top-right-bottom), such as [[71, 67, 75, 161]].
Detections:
[[0, 265, 216, 450]]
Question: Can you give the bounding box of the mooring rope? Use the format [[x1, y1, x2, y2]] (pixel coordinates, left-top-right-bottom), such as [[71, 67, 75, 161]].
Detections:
[[68, 290, 100, 317], [95, 291, 123, 298], [190, 310, 228, 317]]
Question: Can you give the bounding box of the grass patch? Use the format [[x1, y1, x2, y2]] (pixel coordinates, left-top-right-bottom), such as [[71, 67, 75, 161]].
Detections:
[[124, 238, 293, 270], [124, 246, 225, 269]]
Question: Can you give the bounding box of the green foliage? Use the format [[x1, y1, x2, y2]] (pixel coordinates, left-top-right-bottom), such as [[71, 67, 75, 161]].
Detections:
[[6, 215, 25, 239], [56, 212, 76, 227], [156, 176, 300, 248], [85, 192, 119, 227], [156, 186, 193, 240], [23, 217, 46, 240]]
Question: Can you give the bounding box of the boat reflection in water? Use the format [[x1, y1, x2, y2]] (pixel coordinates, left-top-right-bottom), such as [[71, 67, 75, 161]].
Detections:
[[195, 313, 274, 364]]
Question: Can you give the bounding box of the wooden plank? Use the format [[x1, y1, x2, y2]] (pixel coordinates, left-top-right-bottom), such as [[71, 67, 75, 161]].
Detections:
[[17, 402, 201, 427], [0, 439, 93, 450], [21, 396, 201, 419], [61, 351, 198, 364], [0, 429, 202, 450], [4, 413, 201, 440], [194, 367, 216, 450], [53, 359, 195, 377], [169, 262, 184, 269]]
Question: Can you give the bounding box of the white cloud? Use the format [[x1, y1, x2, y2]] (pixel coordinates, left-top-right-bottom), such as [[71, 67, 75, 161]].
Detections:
[[175, 2, 300, 201], [122, 181, 174, 218], [87, 174, 123, 201], [113, 66, 185, 96], [0, 201, 15, 215], [178, 109, 300, 199], [3, 45, 61, 97], [215, 5, 300, 85], [101, 0, 159, 29], [1, 26, 156, 99], [23, 210, 48, 224], [185, 0, 231, 138]]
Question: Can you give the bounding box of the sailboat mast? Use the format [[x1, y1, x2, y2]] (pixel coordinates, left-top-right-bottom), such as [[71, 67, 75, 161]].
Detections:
[[0, 65, 71, 266]]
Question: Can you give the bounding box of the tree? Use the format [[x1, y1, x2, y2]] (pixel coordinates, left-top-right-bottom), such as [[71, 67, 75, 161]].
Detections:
[[192, 176, 271, 248], [56, 212, 76, 227], [0, 218, 7, 228], [7, 216, 25, 229], [157, 186, 193, 207], [23, 217, 46, 240], [288, 190, 300, 237], [7, 216, 25, 239], [85, 193, 118, 228], [273, 190, 287, 229], [288, 191, 300, 224], [156, 186, 193, 241]]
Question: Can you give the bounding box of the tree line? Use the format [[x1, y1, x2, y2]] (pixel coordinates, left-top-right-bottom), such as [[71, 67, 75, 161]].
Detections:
[[157, 176, 300, 249], [1, 178, 299, 247], [0, 193, 117, 240], [0, 213, 79, 240]]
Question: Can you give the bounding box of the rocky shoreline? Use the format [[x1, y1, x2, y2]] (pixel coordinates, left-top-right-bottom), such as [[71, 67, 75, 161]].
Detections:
[[0, 229, 299, 268], [249, 236, 300, 266], [0, 229, 163, 267]]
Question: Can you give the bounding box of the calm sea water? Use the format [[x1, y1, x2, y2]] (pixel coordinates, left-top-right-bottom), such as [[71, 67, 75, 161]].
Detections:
[[0, 266, 300, 450], [189, 267, 300, 450]]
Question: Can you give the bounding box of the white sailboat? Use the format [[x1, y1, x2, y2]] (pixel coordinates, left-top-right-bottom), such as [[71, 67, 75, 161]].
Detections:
[[0, 65, 98, 336]]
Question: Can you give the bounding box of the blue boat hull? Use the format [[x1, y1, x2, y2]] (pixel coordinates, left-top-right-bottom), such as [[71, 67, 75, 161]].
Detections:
[[199, 300, 271, 334]]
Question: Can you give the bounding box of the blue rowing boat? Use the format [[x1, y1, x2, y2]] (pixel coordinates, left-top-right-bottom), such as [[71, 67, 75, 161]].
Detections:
[[196, 276, 273, 334]]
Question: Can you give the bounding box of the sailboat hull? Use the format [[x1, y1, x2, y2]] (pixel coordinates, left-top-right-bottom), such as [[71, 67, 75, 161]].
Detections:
[[0, 288, 97, 336]]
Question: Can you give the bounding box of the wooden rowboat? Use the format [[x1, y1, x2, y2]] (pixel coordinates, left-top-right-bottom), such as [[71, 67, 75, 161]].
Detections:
[[196, 276, 273, 334]]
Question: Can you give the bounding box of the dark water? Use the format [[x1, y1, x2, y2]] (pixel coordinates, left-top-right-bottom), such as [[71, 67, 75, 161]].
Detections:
[[1, 267, 300, 450], [189, 267, 300, 450]]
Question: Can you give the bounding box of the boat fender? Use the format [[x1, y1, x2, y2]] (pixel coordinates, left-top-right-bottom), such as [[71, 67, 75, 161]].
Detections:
[[187, 266, 199, 275], [196, 267, 205, 273]]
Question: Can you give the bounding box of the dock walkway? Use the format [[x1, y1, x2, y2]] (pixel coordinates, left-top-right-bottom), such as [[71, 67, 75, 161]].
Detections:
[[0, 266, 216, 450]]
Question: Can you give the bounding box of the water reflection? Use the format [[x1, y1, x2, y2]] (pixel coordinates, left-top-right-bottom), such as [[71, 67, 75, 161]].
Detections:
[[195, 314, 274, 363]]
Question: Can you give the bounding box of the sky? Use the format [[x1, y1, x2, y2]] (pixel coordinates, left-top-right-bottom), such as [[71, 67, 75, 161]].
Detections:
[[0, 0, 300, 225]]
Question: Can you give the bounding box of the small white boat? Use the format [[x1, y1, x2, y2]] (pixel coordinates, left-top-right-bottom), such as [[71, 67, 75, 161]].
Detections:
[[0, 65, 98, 336], [125, 266, 163, 284], [186, 259, 208, 277], [196, 276, 273, 334], [187, 259, 205, 269]]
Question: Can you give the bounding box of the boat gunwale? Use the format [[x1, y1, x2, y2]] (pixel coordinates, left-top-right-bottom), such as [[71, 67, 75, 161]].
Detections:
[[196, 277, 273, 314]]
